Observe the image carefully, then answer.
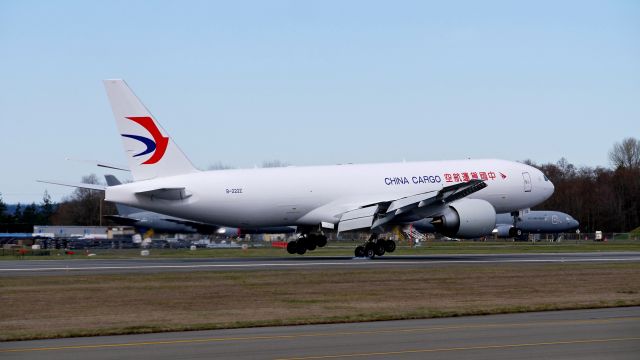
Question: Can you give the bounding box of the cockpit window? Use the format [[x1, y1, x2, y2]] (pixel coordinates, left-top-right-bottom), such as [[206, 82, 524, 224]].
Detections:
[[543, 174, 549, 181]]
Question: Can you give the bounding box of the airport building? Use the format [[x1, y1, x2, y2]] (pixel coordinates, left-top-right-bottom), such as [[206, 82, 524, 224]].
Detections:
[[33, 226, 135, 239]]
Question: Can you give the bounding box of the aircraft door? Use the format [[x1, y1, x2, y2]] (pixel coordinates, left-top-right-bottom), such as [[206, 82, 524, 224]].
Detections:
[[522, 172, 532, 192]]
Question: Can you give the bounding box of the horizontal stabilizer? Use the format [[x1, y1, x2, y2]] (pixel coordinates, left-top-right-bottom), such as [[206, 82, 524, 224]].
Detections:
[[66, 158, 129, 172], [37, 180, 106, 191], [135, 187, 191, 201]]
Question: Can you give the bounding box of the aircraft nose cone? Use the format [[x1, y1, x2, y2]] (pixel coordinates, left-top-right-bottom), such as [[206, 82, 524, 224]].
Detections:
[[546, 178, 555, 198], [571, 219, 580, 229]]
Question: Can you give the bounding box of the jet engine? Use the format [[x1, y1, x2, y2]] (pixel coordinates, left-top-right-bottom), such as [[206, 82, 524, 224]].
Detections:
[[494, 224, 513, 238], [431, 199, 496, 238]]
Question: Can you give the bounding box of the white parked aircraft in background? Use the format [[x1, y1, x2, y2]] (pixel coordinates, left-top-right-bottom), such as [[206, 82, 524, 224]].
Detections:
[[42, 80, 555, 258]]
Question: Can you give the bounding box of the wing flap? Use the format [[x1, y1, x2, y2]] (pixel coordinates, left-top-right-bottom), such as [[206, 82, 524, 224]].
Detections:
[[337, 205, 380, 233]]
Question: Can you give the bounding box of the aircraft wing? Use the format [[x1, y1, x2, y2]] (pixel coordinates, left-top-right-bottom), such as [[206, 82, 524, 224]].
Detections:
[[103, 215, 140, 226], [162, 218, 221, 233], [337, 180, 488, 233], [37, 180, 106, 191]]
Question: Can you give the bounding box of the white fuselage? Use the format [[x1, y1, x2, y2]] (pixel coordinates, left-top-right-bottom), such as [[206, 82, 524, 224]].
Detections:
[[105, 159, 554, 229]]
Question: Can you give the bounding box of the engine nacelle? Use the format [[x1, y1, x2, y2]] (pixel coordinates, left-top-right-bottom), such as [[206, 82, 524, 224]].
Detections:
[[431, 199, 496, 238], [494, 224, 513, 238]]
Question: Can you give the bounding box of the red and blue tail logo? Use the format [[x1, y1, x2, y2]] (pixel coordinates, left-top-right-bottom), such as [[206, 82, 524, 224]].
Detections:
[[121, 117, 169, 164]]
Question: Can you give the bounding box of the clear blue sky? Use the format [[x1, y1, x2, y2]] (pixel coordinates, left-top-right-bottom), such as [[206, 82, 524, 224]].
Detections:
[[1, 0, 638, 204]]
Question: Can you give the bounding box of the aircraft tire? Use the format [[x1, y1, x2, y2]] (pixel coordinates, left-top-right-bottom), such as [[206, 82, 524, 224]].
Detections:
[[354, 245, 365, 257], [316, 235, 328, 248], [374, 243, 386, 256], [286, 241, 297, 254], [304, 237, 317, 251], [515, 228, 523, 237], [296, 244, 307, 255], [384, 239, 396, 253], [364, 244, 376, 259]]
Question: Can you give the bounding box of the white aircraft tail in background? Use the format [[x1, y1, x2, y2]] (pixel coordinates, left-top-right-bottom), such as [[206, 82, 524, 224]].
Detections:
[[103, 79, 199, 181]]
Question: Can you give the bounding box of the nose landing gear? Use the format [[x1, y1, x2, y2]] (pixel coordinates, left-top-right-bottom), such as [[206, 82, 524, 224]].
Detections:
[[509, 211, 523, 238]]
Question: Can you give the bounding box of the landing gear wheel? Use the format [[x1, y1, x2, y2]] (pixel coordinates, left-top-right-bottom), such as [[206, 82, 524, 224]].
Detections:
[[296, 243, 307, 255], [364, 244, 376, 259], [286, 241, 297, 254], [509, 227, 521, 237], [354, 245, 365, 258], [304, 238, 317, 251], [384, 240, 396, 253], [316, 235, 328, 248], [374, 243, 386, 256]]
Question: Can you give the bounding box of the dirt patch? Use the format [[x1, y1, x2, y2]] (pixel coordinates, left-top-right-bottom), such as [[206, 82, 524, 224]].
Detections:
[[1, 262, 639, 340]]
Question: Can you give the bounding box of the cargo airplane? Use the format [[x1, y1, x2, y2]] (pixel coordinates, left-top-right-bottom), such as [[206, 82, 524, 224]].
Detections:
[[41, 79, 555, 258]]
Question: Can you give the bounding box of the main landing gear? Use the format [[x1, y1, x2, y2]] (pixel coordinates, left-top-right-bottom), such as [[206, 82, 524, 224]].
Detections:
[[354, 234, 396, 259], [286, 233, 328, 255]]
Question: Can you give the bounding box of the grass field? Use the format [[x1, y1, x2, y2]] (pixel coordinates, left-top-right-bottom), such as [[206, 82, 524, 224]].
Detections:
[[3, 240, 640, 260], [1, 262, 639, 341]]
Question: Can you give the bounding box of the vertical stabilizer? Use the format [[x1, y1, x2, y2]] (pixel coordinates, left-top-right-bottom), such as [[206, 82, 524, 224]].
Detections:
[[103, 79, 198, 181]]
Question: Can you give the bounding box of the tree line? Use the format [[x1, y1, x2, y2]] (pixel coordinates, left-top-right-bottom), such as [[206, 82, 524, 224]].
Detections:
[[1, 140, 638, 232], [0, 175, 116, 229], [0, 191, 55, 228], [529, 137, 639, 232]]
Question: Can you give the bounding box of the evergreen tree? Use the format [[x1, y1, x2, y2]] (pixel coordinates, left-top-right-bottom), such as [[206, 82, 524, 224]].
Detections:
[[22, 203, 39, 225], [39, 190, 55, 225], [13, 203, 23, 224], [0, 192, 7, 223]]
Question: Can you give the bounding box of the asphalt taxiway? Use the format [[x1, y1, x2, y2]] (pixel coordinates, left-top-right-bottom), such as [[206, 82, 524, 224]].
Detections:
[[1, 252, 639, 275], [1, 307, 638, 359]]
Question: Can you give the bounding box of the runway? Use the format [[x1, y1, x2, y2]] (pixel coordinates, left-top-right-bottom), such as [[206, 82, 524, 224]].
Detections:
[[2, 252, 640, 275], [1, 307, 638, 359]]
